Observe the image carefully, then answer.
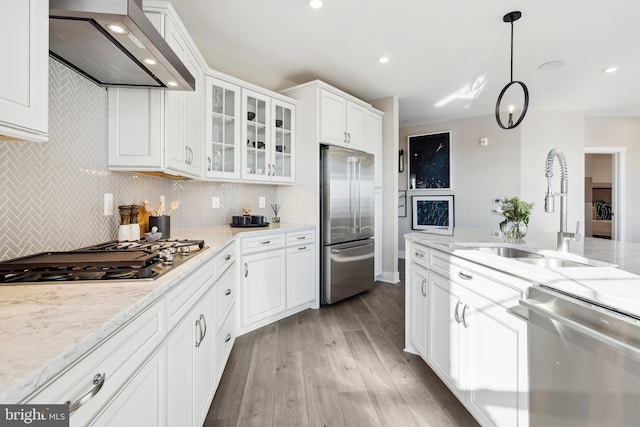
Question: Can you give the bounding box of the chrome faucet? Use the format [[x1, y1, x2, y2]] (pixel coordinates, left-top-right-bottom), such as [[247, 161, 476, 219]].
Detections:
[[544, 149, 581, 251]]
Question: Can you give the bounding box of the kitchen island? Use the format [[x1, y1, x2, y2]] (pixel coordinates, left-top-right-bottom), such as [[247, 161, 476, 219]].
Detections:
[[0, 223, 314, 414], [405, 227, 640, 427]]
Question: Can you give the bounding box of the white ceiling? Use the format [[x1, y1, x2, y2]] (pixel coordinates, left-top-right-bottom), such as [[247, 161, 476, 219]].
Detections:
[[171, 0, 640, 127]]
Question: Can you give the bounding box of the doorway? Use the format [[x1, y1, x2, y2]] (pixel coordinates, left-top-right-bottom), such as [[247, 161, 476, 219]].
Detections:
[[584, 148, 626, 241]]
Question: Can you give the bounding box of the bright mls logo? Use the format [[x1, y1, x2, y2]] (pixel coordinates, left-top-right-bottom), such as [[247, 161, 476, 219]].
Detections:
[[0, 405, 68, 427]]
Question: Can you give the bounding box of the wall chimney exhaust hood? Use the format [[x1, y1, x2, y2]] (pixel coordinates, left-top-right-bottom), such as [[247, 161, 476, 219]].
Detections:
[[49, 0, 195, 91]]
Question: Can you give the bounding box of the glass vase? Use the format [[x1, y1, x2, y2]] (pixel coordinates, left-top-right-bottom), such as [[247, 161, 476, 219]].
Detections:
[[503, 221, 527, 240]]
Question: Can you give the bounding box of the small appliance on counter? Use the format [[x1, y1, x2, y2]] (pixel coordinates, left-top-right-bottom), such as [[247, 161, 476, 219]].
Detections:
[[0, 239, 206, 285], [230, 208, 269, 228]]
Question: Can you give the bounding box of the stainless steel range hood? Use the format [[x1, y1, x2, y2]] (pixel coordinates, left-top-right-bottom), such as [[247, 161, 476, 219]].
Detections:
[[49, 0, 195, 91]]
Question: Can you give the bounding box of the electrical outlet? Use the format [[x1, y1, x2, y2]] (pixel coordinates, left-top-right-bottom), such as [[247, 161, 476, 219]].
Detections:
[[212, 196, 220, 209], [103, 193, 113, 216], [259, 196, 266, 209]]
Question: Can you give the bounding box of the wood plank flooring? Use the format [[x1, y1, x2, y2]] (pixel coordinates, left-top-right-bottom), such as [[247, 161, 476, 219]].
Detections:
[[205, 261, 480, 427]]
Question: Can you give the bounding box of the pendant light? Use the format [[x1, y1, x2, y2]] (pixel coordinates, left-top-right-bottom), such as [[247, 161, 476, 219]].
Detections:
[[495, 11, 529, 130]]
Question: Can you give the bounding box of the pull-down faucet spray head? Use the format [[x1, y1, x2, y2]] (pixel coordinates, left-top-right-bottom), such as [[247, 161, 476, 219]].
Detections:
[[544, 176, 555, 213]]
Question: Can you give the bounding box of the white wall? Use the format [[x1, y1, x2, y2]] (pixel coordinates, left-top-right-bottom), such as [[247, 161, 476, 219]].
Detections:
[[585, 116, 640, 242], [519, 111, 585, 235], [398, 114, 521, 251]]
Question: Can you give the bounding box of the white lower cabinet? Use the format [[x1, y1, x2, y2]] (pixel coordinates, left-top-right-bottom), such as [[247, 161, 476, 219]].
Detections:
[[242, 248, 286, 327], [91, 346, 165, 427], [239, 229, 317, 334], [427, 271, 528, 427], [286, 241, 316, 308], [167, 245, 236, 427], [406, 241, 528, 427], [24, 300, 165, 427], [409, 263, 429, 357]]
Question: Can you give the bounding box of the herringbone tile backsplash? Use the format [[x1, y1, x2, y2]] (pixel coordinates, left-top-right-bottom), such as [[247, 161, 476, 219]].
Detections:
[[0, 60, 276, 261]]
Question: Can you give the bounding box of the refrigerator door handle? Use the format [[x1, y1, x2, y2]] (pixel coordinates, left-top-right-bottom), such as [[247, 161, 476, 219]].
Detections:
[[348, 157, 356, 234], [356, 157, 362, 233]]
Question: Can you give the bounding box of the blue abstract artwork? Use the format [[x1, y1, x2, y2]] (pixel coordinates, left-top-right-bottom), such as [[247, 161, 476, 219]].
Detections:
[[408, 131, 451, 189]]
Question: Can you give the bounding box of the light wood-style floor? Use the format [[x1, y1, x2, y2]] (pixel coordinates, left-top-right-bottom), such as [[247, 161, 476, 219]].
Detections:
[[205, 261, 480, 427]]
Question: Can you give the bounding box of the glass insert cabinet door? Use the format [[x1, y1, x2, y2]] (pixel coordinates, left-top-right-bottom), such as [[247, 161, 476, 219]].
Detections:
[[272, 99, 295, 182], [206, 77, 241, 178], [243, 89, 270, 180]]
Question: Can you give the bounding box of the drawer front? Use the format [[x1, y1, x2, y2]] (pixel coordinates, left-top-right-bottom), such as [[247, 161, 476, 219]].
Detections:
[[241, 232, 285, 254], [213, 241, 236, 279], [215, 304, 236, 383], [166, 256, 216, 328], [214, 263, 236, 329], [430, 250, 523, 307], [410, 243, 429, 268], [26, 301, 165, 423], [286, 229, 316, 246]]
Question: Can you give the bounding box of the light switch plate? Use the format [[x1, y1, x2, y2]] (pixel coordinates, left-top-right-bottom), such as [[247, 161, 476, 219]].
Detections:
[[212, 196, 220, 209], [259, 197, 266, 208], [103, 193, 113, 216]]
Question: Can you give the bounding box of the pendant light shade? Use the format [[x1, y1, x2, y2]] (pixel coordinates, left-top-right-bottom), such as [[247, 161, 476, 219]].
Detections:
[[495, 11, 529, 130]]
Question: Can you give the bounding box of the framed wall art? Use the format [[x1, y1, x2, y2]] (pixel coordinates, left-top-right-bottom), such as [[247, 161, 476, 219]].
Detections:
[[411, 195, 454, 235], [408, 131, 451, 190]]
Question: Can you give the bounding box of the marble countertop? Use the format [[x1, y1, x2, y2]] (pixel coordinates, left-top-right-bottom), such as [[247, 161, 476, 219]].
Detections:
[[406, 227, 640, 317], [0, 223, 313, 403]]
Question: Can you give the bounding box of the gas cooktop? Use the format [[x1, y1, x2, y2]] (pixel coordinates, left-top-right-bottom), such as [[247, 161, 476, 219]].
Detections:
[[0, 239, 206, 284]]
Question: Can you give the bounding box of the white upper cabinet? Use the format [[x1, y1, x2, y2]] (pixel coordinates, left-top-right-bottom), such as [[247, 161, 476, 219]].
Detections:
[[163, 15, 202, 177], [108, 3, 204, 178], [320, 88, 368, 152], [0, 0, 48, 143], [205, 76, 241, 179], [241, 89, 295, 184]]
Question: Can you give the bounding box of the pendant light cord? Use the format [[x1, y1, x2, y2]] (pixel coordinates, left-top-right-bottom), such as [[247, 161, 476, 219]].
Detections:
[[510, 21, 514, 83]]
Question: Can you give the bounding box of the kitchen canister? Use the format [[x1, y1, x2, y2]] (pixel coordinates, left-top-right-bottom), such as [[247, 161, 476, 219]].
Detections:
[[148, 215, 170, 239]]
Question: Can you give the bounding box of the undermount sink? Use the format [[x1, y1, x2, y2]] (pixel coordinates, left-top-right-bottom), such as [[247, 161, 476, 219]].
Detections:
[[476, 246, 543, 259], [454, 243, 598, 268]]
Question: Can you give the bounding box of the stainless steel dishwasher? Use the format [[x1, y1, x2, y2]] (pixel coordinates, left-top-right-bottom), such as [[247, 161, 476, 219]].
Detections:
[[520, 285, 640, 427]]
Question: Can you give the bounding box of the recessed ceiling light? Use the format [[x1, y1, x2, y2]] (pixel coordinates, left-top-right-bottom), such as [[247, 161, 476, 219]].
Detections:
[[308, 0, 323, 9], [603, 66, 618, 73], [378, 56, 389, 64], [167, 81, 178, 87], [143, 58, 157, 66], [538, 60, 565, 71], [107, 24, 128, 35]]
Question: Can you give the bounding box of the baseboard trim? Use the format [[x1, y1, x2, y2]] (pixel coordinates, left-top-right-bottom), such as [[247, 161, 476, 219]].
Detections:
[[376, 270, 400, 284]]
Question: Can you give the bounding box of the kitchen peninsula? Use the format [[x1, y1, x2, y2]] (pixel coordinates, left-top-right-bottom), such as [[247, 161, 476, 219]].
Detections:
[[0, 223, 315, 426], [405, 227, 640, 427]]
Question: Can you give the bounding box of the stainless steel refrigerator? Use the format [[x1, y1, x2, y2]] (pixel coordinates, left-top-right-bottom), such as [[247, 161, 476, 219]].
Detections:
[[320, 144, 375, 304]]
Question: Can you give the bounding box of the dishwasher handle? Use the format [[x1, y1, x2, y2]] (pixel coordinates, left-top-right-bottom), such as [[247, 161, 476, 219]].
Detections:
[[520, 298, 640, 361]]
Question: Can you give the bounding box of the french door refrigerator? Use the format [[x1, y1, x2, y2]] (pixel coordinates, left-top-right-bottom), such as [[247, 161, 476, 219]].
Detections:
[[320, 144, 374, 304]]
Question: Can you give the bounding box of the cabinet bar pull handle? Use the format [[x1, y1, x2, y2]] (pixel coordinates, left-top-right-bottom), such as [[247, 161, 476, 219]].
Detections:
[[225, 333, 232, 343], [224, 254, 231, 261], [458, 271, 473, 280], [298, 246, 307, 250], [454, 300, 462, 323], [200, 314, 207, 341], [296, 236, 306, 240], [414, 251, 424, 259], [421, 278, 427, 297], [347, 132, 351, 143], [259, 240, 271, 245], [462, 304, 470, 328], [195, 319, 201, 347], [225, 288, 232, 296], [244, 262, 248, 277], [66, 373, 106, 414]]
